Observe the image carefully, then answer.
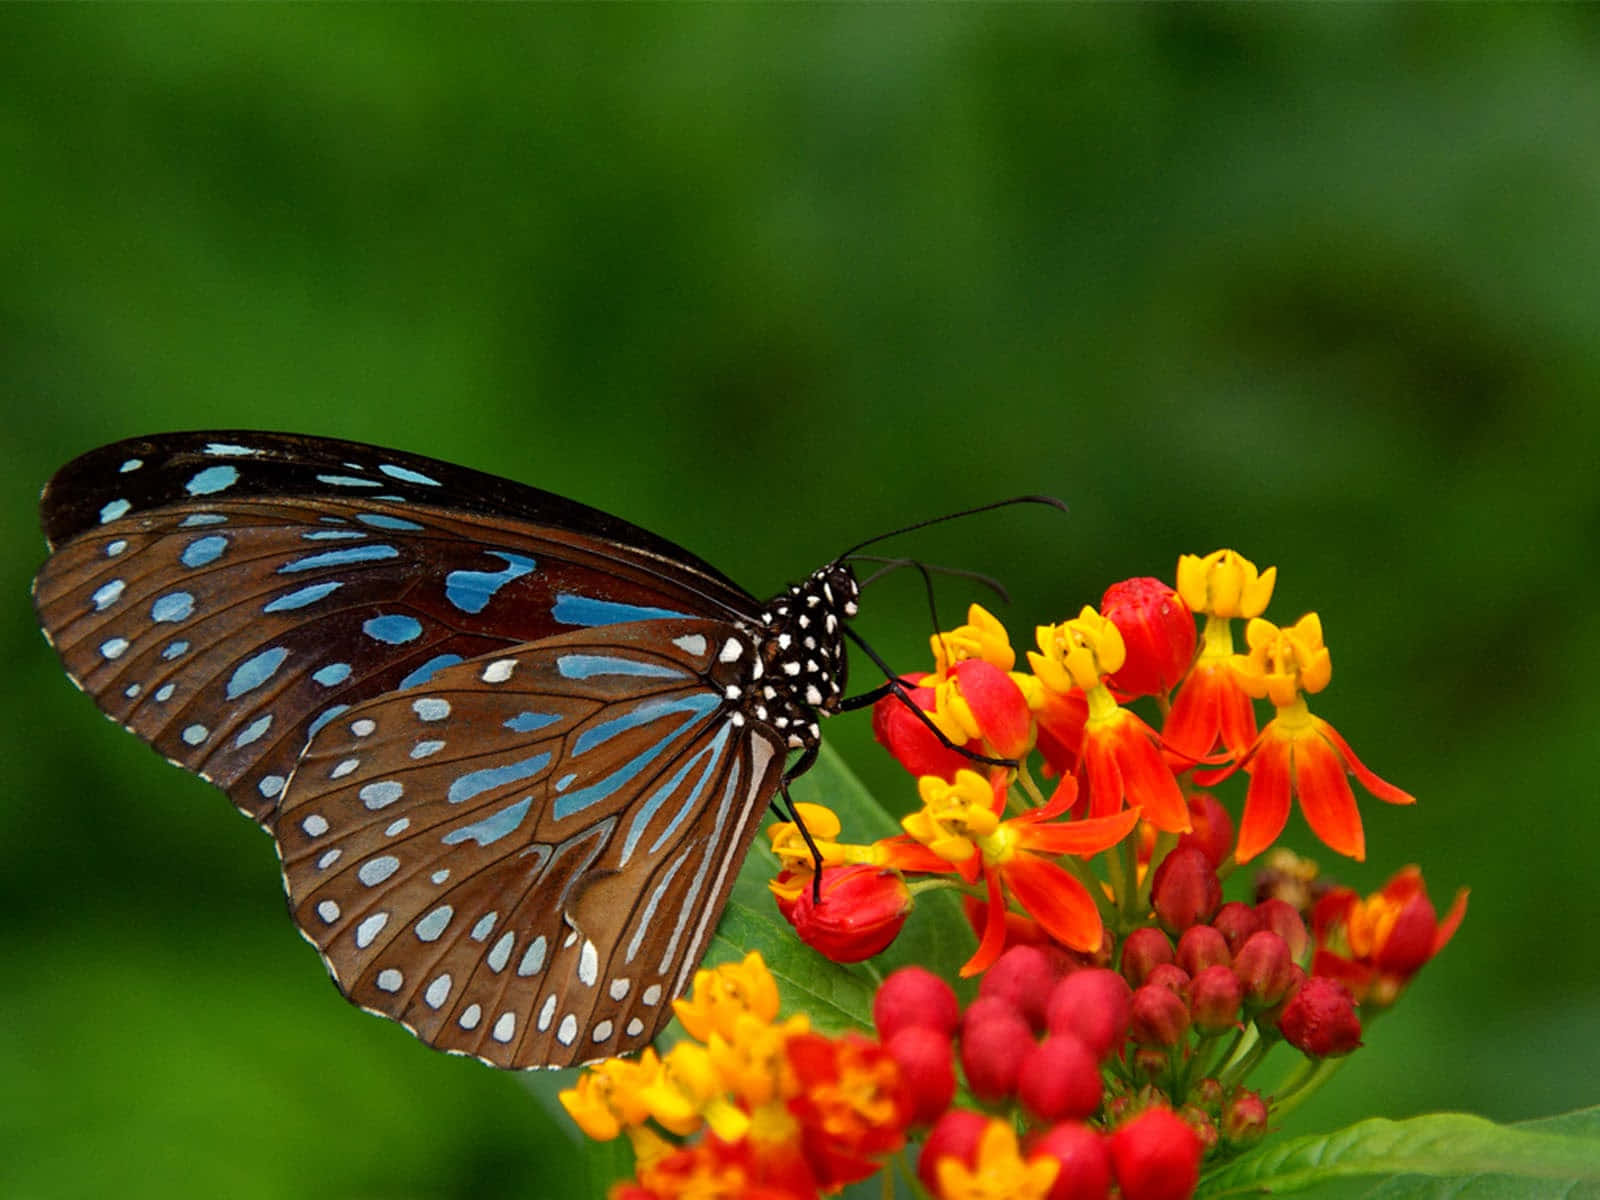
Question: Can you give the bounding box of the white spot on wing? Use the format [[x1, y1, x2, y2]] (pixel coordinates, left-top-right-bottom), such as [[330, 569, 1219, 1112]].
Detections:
[[377, 968, 403, 992], [317, 900, 340, 924], [556, 1014, 578, 1046], [355, 912, 389, 948], [482, 659, 516, 683], [492, 1012, 516, 1043], [424, 974, 452, 1008]]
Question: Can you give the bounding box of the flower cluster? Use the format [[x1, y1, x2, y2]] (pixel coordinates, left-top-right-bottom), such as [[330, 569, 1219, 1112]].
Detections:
[[563, 549, 1467, 1198], [560, 952, 914, 1199]]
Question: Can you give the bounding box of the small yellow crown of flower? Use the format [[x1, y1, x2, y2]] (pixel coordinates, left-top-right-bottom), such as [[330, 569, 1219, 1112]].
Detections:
[[1177, 549, 1277, 619]]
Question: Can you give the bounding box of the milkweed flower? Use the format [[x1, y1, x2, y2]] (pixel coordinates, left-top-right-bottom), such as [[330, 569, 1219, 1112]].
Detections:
[[1164, 550, 1273, 764], [1312, 865, 1467, 1008], [1029, 609, 1190, 833], [932, 603, 1018, 675], [934, 1118, 1060, 1200], [1215, 613, 1414, 862], [780, 863, 912, 962], [895, 769, 1140, 973]]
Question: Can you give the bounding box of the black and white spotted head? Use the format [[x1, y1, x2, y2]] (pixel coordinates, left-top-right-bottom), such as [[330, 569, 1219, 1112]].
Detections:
[[740, 562, 859, 752]]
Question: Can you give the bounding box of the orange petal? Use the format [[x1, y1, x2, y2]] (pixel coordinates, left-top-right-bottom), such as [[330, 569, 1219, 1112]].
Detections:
[[1116, 728, 1191, 834], [1019, 805, 1143, 857], [1434, 888, 1469, 955], [1003, 855, 1104, 953], [1163, 667, 1222, 762], [959, 872, 1010, 977], [1317, 720, 1416, 806], [1294, 736, 1365, 861], [1081, 732, 1127, 820], [1235, 739, 1292, 863]]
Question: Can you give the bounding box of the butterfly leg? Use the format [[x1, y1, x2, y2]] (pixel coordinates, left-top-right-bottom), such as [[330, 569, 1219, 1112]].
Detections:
[[771, 771, 827, 906]]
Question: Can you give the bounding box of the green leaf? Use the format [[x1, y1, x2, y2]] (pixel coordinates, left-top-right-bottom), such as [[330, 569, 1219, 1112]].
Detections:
[[702, 742, 976, 1035], [1201, 1108, 1600, 1198]]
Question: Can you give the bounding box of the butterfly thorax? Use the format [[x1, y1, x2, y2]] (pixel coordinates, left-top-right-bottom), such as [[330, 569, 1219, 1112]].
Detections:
[[742, 562, 859, 751]]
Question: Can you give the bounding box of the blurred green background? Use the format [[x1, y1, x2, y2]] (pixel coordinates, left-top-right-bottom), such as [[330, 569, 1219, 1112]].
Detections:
[[3, 7, 1597, 1198]]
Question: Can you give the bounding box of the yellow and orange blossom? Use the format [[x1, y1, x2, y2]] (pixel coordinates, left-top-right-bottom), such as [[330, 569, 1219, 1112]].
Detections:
[[932, 602, 1016, 675], [936, 1119, 1060, 1200]]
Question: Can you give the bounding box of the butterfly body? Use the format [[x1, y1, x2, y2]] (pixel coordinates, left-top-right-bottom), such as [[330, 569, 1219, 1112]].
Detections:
[[34, 432, 859, 1067]]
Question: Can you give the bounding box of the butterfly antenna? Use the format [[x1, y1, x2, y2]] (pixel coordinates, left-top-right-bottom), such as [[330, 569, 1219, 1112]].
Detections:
[[854, 555, 1012, 606], [834, 494, 1066, 563]]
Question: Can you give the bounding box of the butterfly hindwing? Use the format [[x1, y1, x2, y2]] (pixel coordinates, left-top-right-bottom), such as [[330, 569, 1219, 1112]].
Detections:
[[275, 620, 784, 1068]]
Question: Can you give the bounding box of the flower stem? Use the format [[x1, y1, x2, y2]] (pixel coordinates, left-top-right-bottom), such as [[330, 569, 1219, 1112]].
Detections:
[[1270, 1056, 1347, 1121]]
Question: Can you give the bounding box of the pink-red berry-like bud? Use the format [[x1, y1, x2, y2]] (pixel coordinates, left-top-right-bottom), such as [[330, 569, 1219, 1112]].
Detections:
[[1222, 1089, 1270, 1145], [1144, 963, 1192, 997], [1189, 964, 1244, 1034], [960, 1005, 1034, 1103], [1101, 577, 1196, 698], [1031, 1122, 1114, 1200], [1233, 931, 1296, 1009], [1212, 902, 1263, 955], [1045, 968, 1133, 1061], [961, 995, 1026, 1041], [1152, 846, 1223, 934], [874, 966, 961, 1043], [1178, 1106, 1219, 1153], [1017, 1034, 1104, 1123], [784, 863, 911, 963], [1190, 1077, 1224, 1109], [1109, 1107, 1204, 1200], [917, 1108, 989, 1195], [1121, 927, 1175, 988], [1132, 1046, 1171, 1082], [1278, 976, 1362, 1058], [1255, 898, 1309, 961], [1130, 983, 1191, 1048], [1175, 791, 1235, 868], [885, 1026, 957, 1128], [979, 944, 1058, 1032], [1175, 925, 1231, 976]]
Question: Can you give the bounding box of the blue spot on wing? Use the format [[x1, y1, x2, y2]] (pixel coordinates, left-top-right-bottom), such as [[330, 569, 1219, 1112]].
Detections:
[[185, 465, 238, 496], [503, 710, 561, 733], [279, 544, 399, 573], [557, 655, 688, 681], [181, 535, 228, 567], [397, 653, 465, 689], [313, 662, 351, 686], [444, 552, 537, 615], [447, 753, 552, 805], [574, 693, 721, 756], [441, 797, 534, 847], [150, 592, 195, 623], [380, 463, 441, 486], [309, 704, 350, 737], [551, 594, 694, 627], [363, 615, 423, 644], [621, 725, 730, 864], [554, 705, 719, 820], [263, 581, 343, 612], [356, 512, 425, 531], [226, 647, 290, 699]]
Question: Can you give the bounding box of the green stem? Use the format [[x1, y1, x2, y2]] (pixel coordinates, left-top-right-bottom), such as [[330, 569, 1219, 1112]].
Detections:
[[1270, 1056, 1347, 1121]]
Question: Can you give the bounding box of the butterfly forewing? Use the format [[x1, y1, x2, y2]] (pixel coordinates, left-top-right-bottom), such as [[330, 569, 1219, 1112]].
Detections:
[[276, 622, 783, 1067], [34, 434, 759, 824]]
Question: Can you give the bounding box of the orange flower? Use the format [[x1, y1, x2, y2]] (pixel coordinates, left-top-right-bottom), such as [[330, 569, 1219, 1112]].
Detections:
[[1312, 866, 1468, 1008], [785, 1032, 913, 1190], [934, 1118, 1060, 1200], [896, 770, 1140, 974], [1216, 614, 1414, 862], [1029, 609, 1190, 833]]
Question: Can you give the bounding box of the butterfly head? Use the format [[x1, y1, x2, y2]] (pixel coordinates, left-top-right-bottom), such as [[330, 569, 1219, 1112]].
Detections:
[[751, 563, 859, 749]]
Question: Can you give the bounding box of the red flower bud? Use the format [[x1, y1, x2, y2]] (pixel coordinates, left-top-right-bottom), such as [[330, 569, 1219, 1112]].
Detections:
[[1254, 898, 1309, 961], [1175, 791, 1235, 868], [1120, 927, 1175, 989], [1190, 1077, 1223, 1108], [1175, 925, 1231, 976], [874, 966, 961, 1043], [1130, 983, 1191, 1048], [1109, 1107, 1204, 1200], [917, 1108, 989, 1195], [1222, 1089, 1270, 1146], [784, 864, 910, 963], [1101, 577, 1196, 698], [1045, 968, 1133, 1061], [1278, 976, 1362, 1058], [978, 945, 1058, 1032], [1031, 1122, 1113, 1200], [960, 1003, 1034, 1102], [872, 675, 974, 780], [886, 1026, 957, 1127], [1189, 964, 1243, 1035], [951, 658, 1033, 759], [1152, 846, 1222, 934], [1018, 1034, 1104, 1123], [1212, 901, 1263, 955], [1178, 1105, 1219, 1153], [1144, 964, 1192, 998], [1233, 931, 1296, 1009]]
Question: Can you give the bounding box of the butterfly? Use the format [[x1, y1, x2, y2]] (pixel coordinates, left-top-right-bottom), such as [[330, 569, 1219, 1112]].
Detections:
[[33, 431, 883, 1069]]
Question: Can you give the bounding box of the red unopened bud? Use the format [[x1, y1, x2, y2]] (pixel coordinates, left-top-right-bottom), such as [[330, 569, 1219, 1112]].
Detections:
[[917, 1108, 989, 1195], [1257, 964, 1307, 1031], [1130, 983, 1191, 1048], [951, 658, 1034, 759], [1212, 901, 1263, 955], [1178, 1106, 1219, 1153], [784, 864, 910, 962], [1190, 1077, 1223, 1109], [1233, 931, 1296, 1008], [1152, 846, 1222, 934], [1189, 964, 1243, 1034], [1175, 791, 1235, 868], [1121, 927, 1175, 989], [1144, 964, 1191, 998], [1109, 1107, 1204, 1200], [1255, 898, 1309, 961], [1175, 925, 1231, 976], [960, 1004, 1034, 1102], [1046, 968, 1133, 1061], [1101, 577, 1196, 698], [1031, 1121, 1113, 1200], [886, 1026, 957, 1128], [1222, 1089, 1270, 1145], [1018, 1034, 1104, 1123], [1278, 976, 1362, 1058], [874, 966, 961, 1042], [979, 944, 1058, 1032], [1132, 1046, 1170, 1081], [873, 675, 974, 780]]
